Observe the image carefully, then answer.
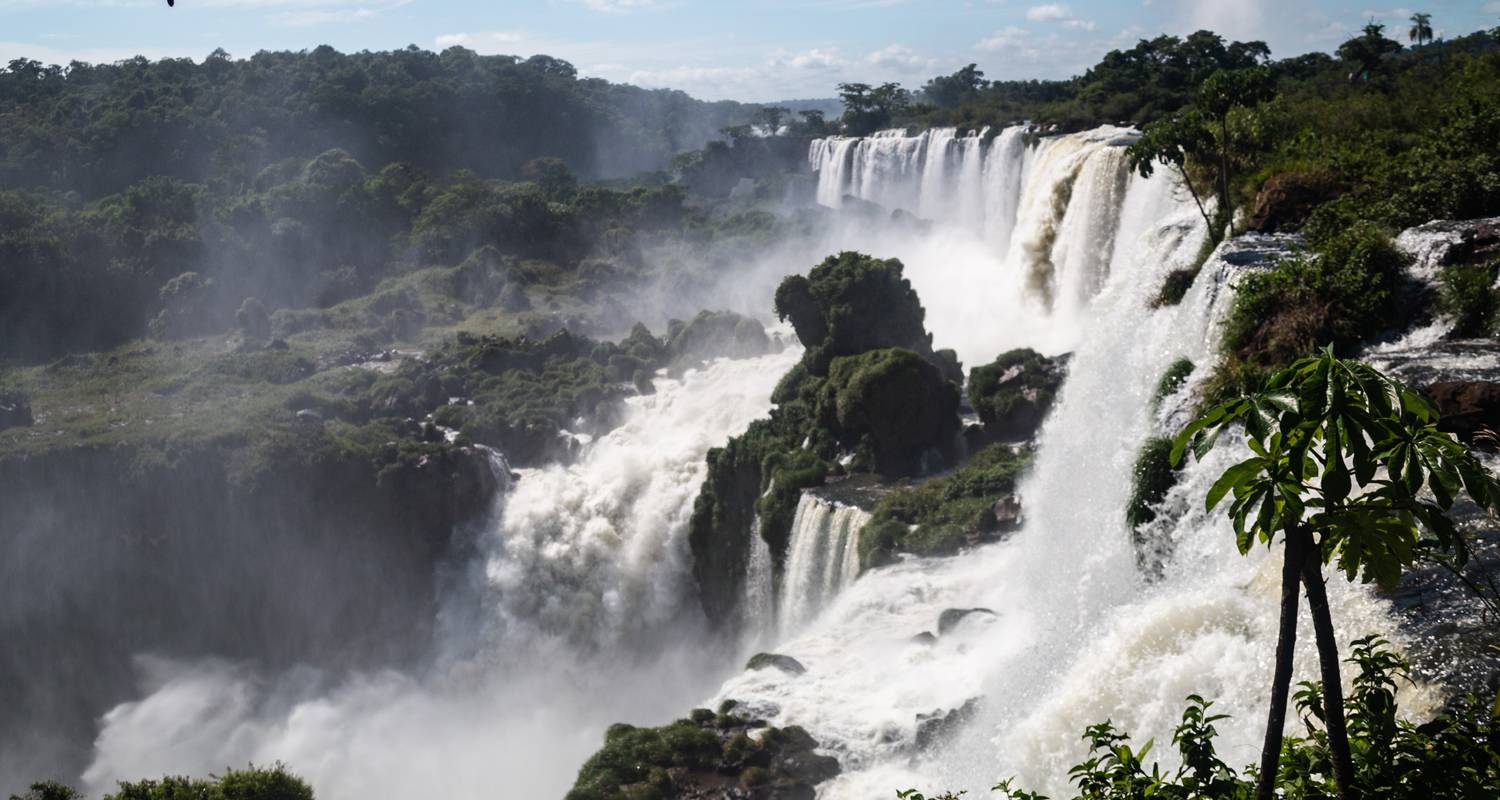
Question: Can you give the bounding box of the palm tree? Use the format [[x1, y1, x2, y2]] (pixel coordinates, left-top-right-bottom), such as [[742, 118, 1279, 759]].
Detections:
[[1409, 12, 1434, 47]]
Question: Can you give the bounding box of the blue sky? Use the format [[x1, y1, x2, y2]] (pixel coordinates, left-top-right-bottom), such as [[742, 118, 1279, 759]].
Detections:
[[2, 1, 1498, 101]]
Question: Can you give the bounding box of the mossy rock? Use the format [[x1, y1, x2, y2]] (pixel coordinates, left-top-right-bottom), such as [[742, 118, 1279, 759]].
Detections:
[[773, 251, 934, 374], [819, 348, 959, 478], [967, 349, 1066, 442], [666, 310, 771, 366], [746, 652, 806, 674], [1127, 436, 1180, 577]]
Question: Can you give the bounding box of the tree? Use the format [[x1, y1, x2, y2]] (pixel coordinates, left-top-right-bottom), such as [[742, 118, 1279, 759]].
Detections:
[[1173, 349, 1499, 800], [837, 81, 910, 136], [1409, 12, 1434, 47], [795, 109, 828, 137], [922, 63, 986, 108], [1338, 21, 1403, 81], [758, 106, 791, 135], [1127, 66, 1273, 243]]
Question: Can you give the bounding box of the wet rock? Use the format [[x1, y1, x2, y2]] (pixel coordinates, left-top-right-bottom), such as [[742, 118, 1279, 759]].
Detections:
[[746, 653, 806, 675], [968, 349, 1068, 442], [914, 698, 982, 752], [937, 607, 995, 636], [910, 631, 938, 646], [992, 495, 1023, 531], [1424, 381, 1500, 441], [668, 310, 772, 367], [293, 408, 323, 425], [1248, 172, 1341, 233], [0, 391, 33, 431]]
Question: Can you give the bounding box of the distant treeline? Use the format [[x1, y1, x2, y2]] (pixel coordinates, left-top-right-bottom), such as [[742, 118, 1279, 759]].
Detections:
[[0, 46, 758, 198]]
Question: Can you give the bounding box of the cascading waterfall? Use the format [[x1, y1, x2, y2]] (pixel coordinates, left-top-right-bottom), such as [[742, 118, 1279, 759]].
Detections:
[[716, 133, 1423, 798], [75, 123, 1444, 800], [80, 348, 804, 800], [776, 495, 872, 634]]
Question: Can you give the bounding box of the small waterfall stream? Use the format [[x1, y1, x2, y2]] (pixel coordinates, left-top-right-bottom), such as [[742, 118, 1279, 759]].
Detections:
[[777, 495, 872, 634]]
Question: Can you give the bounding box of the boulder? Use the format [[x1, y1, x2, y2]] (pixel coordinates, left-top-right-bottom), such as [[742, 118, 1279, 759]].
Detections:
[[914, 698, 982, 752], [668, 310, 772, 366], [1248, 172, 1341, 233], [1425, 381, 1500, 441], [937, 607, 996, 636], [747, 653, 807, 675], [968, 349, 1068, 442], [0, 391, 33, 431], [992, 495, 1023, 531]]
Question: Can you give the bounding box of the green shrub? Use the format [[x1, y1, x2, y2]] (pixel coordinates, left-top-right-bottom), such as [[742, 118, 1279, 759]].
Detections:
[[1152, 359, 1194, 407], [1439, 260, 1500, 337], [568, 720, 722, 800], [104, 764, 312, 800]]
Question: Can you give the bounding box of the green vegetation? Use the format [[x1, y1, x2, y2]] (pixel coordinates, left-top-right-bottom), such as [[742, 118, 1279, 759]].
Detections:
[[859, 444, 1032, 568], [1205, 225, 1409, 405], [1439, 258, 1500, 336], [903, 32, 1271, 133], [1153, 358, 1195, 407], [977, 638, 1498, 800], [690, 252, 962, 625], [568, 704, 838, 800], [1173, 351, 1499, 800], [967, 349, 1065, 442], [10, 765, 313, 800]]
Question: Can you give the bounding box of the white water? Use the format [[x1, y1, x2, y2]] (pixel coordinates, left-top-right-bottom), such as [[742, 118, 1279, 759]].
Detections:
[[777, 495, 872, 635], [77, 125, 1434, 800], [82, 349, 802, 799], [701, 130, 1420, 797]]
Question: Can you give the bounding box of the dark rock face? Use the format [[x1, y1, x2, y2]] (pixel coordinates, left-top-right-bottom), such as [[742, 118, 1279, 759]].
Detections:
[[1248, 172, 1342, 233], [1425, 381, 1500, 442], [992, 495, 1023, 531], [568, 705, 839, 800], [746, 653, 807, 675], [937, 607, 996, 636], [0, 438, 499, 787], [914, 698, 982, 752], [968, 349, 1068, 442], [0, 391, 32, 431]]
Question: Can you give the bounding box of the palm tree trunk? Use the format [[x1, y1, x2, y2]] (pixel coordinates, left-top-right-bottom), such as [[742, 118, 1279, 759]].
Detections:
[[1256, 527, 1309, 800], [1301, 540, 1355, 800]]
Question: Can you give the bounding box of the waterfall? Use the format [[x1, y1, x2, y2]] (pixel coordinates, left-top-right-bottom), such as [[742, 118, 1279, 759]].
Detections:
[[741, 516, 775, 643], [777, 495, 872, 634], [718, 150, 1418, 798], [80, 347, 805, 800]]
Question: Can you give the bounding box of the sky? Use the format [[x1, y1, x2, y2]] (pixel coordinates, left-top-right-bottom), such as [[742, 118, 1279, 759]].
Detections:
[[2, 0, 1498, 102]]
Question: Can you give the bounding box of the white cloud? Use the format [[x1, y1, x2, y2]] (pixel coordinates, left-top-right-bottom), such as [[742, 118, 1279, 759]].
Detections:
[[976, 26, 1029, 52], [434, 30, 527, 51], [1023, 3, 1094, 31], [571, 0, 665, 13], [866, 43, 929, 69], [1025, 3, 1070, 22], [270, 7, 374, 27], [773, 47, 844, 70]]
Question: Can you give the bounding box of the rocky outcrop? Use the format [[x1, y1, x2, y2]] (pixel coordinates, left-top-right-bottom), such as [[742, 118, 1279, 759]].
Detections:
[[668, 310, 773, 367], [1424, 381, 1500, 443], [1247, 172, 1342, 233], [0, 391, 32, 431], [967, 349, 1068, 442], [568, 703, 839, 800], [746, 653, 807, 675], [690, 253, 963, 629], [913, 698, 982, 752], [937, 607, 996, 636]]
